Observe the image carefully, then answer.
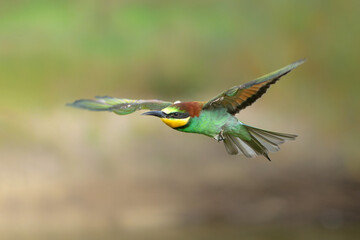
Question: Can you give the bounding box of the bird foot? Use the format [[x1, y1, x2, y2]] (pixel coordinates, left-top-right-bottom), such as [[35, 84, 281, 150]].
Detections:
[[214, 131, 224, 142]]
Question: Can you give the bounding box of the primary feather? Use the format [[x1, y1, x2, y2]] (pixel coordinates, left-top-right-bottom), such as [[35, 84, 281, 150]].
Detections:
[[67, 97, 172, 115], [203, 59, 305, 114]]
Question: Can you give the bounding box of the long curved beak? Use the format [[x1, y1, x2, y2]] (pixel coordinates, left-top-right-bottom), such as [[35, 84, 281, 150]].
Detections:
[[142, 111, 166, 118]]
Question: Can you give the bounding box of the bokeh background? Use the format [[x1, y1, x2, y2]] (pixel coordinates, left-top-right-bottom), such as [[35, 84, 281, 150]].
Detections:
[[1, 0, 360, 239]]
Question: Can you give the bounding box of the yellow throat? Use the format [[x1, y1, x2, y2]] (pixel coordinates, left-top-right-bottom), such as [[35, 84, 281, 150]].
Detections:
[[161, 117, 190, 128]]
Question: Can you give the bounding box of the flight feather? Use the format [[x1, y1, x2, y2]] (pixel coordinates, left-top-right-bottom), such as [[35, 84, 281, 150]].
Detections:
[[203, 59, 305, 114], [67, 96, 173, 115]]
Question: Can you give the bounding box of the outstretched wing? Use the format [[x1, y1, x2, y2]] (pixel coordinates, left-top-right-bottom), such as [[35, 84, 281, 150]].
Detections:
[[203, 59, 305, 114], [67, 96, 173, 115]]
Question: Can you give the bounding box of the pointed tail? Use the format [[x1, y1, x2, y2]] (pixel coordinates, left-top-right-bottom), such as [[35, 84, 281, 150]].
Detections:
[[223, 125, 297, 160]]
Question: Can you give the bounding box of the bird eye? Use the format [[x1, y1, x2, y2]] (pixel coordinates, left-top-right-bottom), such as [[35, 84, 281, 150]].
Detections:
[[171, 112, 179, 118]]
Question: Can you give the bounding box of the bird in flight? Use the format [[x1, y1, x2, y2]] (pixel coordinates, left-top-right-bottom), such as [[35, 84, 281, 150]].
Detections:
[[68, 59, 304, 160]]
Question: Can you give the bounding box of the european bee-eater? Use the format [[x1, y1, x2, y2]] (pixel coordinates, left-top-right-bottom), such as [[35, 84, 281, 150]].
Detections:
[[68, 59, 304, 160]]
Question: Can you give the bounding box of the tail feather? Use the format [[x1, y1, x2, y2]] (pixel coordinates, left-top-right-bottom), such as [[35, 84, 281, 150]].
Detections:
[[247, 125, 297, 141], [226, 135, 256, 157], [223, 125, 297, 160], [223, 136, 238, 155], [250, 131, 280, 152], [245, 134, 271, 161]]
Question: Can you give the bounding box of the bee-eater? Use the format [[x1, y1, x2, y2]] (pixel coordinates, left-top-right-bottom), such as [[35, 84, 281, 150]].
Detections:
[[68, 59, 304, 160]]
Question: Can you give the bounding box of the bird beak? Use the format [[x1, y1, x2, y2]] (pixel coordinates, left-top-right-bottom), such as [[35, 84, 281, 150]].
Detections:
[[142, 111, 166, 118]]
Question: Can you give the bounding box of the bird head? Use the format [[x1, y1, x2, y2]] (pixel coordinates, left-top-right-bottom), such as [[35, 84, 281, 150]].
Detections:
[[143, 102, 204, 129], [142, 105, 190, 129]]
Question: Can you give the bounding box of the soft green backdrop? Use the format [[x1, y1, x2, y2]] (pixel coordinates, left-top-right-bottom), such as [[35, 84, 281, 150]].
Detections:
[[0, 0, 359, 239]]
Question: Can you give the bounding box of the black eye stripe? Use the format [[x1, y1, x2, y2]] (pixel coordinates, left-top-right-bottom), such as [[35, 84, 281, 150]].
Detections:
[[167, 112, 189, 119]]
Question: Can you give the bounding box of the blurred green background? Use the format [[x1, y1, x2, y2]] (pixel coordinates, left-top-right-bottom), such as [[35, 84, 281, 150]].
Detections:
[[1, 0, 360, 239]]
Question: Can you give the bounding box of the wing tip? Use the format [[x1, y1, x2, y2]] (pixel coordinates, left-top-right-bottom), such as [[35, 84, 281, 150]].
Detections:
[[66, 99, 111, 111], [66, 102, 76, 108], [289, 58, 306, 70], [66, 99, 87, 109]]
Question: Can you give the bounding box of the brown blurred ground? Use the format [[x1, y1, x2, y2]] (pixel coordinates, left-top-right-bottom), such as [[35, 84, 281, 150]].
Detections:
[[0, 0, 360, 239]]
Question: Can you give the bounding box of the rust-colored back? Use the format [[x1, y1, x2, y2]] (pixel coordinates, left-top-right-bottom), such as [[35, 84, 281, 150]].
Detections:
[[175, 101, 205, 117]]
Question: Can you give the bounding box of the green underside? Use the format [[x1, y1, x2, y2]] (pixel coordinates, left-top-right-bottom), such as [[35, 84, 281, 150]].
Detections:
[[176, 109, 251, 141]]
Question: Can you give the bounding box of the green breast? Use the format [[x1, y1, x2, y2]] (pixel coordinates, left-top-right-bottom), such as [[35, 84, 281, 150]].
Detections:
[[176, 108, 232, 137]]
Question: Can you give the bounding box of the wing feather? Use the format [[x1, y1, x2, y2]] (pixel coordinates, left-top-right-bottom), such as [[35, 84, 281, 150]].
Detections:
[[67, 96, 173, 115], [203, 59, 305, 114]]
